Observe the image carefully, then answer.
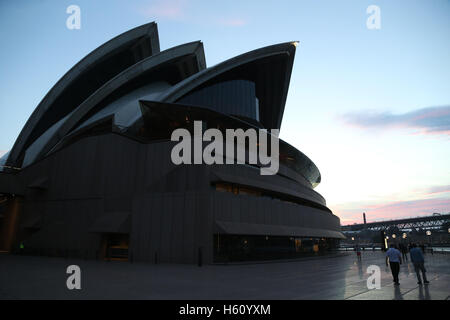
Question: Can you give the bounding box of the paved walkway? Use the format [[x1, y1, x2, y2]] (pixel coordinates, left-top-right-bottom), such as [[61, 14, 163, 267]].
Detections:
[[1, 251, 449, 299]]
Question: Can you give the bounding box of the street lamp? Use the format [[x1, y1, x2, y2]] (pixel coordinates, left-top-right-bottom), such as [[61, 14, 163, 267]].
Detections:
[[392, 234, 396, 239], [426, 230, 432, 248], [402, 233, 407, 239]]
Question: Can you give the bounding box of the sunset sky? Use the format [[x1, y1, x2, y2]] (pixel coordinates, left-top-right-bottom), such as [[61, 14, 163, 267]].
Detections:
[[0, 0, 449, 224]]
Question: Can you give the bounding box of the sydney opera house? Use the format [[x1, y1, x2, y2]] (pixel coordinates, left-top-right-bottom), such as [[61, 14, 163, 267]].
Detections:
[[0, 22, 344, 264]]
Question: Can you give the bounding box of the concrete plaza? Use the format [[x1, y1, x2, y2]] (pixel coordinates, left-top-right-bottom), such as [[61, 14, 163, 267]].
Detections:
[[1, 251, 449, 299]]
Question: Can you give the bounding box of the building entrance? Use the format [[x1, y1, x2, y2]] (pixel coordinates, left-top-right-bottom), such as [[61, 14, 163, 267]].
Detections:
[[103, 233, 129, 261]]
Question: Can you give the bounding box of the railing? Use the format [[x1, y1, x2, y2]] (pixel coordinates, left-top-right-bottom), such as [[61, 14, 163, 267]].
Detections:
[[337, 247, 382, 251], [430, 247, 450, 253]]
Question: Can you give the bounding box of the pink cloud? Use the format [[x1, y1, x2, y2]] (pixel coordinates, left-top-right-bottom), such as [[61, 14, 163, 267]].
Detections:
[[410, 129, 450, 137], [139, 1, 247, 27], [141, 0, 186, 20], [423, 185, 450, 196], [334, 196, 450, 225], [340, 105, 450, 138]]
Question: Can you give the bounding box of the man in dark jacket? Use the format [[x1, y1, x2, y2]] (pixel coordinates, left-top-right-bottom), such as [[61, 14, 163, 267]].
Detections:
[[399, 243, 408, 261], [410, 243, 429, 285]]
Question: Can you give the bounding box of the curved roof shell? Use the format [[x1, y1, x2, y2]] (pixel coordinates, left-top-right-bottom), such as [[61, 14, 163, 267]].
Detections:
[[27, 41, 206, 164], [6, 24, 320, 188], [160, 42, 296, 130], [7, 22, 160, 167]]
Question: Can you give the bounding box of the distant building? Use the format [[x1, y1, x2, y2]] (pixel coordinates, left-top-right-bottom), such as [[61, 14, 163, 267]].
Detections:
[[0, 22, 344, 263]]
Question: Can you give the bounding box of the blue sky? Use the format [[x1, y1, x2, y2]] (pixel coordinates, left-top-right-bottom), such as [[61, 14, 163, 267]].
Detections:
[[0, 0, 449, 224]]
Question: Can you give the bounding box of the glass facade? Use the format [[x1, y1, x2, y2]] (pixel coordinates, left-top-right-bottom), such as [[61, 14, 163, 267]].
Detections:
[[121, 101, 321, 188], [177, 80, 259, 121], [213, 234, 339, 262], [213, 182, 339, 262]]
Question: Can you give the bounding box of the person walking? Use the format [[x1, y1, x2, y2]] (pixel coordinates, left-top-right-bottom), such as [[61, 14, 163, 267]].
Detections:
[[409, 243, 429, 285], [386, 244, 402, 285], [400, 243, 408, 261], [355, 244, 362, 261]]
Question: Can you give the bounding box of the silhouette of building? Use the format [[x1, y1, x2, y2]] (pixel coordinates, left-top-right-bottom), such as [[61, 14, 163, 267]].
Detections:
[[0, 22, 344, 263]]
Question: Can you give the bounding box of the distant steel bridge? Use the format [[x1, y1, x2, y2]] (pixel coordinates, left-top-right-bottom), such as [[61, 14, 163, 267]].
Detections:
[[341, 213, 450, 232]]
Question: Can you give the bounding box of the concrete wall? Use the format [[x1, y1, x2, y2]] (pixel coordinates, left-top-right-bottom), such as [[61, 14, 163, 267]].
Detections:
[[131, 192, 213, 264], [211, 192, 340, 232], [8, 132, 341, 263]]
